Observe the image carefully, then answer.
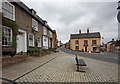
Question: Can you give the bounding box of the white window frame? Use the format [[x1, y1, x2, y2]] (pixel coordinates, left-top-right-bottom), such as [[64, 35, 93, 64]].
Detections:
[[43, 27, 47, 35], [2, 0, 15, 21], [28, 33, 34, 47], [2, 25, 12, 46], [37, 36, 41, 47], [32, 18, 38, 31]]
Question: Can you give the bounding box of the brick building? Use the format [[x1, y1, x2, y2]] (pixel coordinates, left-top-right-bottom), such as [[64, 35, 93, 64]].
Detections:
[[53, 30, 58, 49], [107, 39, 120, 52], [70, 29, 101, 52], [2, 0, 57, 55]]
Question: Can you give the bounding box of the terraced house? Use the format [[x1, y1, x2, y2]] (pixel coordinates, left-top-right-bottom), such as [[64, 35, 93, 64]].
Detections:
[[70, 29, 101, 52], [2, 0, 57, 55]]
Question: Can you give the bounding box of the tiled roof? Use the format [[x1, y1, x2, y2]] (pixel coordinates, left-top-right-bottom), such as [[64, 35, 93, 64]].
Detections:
[[71, 32, 101, 39]]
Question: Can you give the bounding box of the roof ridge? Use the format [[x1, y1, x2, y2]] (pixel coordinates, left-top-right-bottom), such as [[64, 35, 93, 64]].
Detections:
[[15, 1, 53, 32], [71, 32, 101, 39]]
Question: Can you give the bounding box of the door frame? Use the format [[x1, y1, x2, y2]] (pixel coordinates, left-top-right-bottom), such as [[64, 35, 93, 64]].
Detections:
[[17, 29, 27, 53]]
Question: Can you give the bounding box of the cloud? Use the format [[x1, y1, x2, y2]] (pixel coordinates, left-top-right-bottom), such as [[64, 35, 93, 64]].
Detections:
[[21, 0, 118, 43]]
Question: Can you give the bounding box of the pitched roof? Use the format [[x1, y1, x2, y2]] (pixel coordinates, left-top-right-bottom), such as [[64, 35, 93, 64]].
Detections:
[[12, 2, 54, 32], [71, 32, 101, 39]]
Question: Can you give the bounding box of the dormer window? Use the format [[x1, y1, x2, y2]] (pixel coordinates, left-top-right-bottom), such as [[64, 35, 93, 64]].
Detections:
[[32, 18, 38, 31], [30, 9, 36, 16], [44, 20, 48, 26]]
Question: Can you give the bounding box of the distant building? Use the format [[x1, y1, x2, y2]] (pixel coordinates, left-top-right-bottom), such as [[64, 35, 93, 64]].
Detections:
[[65, 40, 70, 49], [53, 30, 57, 49], [100, 43, 107, 52], [107, 39, 120, 52], [58, 41, 62, 47], [58, 41, 61, 47], [70, 29, 101, 52]]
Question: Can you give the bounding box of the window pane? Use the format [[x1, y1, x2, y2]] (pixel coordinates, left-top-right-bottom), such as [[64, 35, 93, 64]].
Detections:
[[6, 2, 9, 10], [84, 40, 88, 45], [37, 37, 40, 42], [2, 36, 4, 45], [3, 28, 5, 35], [8, 29, 11, 37], [8, 38, 11, 42], [2, 27, 12, 46], [3, 9, 7, 16], [75, 40, 79, 44], [2, 1, 14, 21], [5, 37, 7, 45], [8, 3, 10, 11], [8, 42, 10, 45], [92, 40, 96, 45], [8, 29, 10, 33], [9, 5, 13, 13], [4, 2, 7, 9], [29, 34, 34, 46], [2, 2, 5, 9]]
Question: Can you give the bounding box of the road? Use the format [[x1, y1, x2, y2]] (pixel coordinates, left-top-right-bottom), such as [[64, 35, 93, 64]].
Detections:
[[60, 47, 119, 64]]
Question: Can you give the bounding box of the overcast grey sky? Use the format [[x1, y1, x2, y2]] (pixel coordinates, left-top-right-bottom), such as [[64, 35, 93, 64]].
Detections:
[[21, 0, 118, 44]]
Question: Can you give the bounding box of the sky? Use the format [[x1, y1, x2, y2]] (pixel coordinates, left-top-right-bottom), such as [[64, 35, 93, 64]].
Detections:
[[21, 0, 118, 44]]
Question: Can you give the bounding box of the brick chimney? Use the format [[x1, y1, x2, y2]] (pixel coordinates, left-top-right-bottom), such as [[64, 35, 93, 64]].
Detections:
[[79, 29, 81, 34], [87, 28, 89, 33]]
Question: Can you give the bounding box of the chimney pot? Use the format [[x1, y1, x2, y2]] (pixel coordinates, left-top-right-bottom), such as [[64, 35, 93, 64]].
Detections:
[[87, 28, 89, 33], [79, 29, 81, 34]]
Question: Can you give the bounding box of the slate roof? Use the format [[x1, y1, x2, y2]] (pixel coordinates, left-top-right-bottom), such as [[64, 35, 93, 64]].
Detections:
[[12, 2, 54, 32], [71, 32, 101, 39]]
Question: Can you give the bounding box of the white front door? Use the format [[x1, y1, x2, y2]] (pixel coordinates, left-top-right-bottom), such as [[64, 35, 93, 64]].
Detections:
[[17, 29, 27, 53], [43, 36, 48, 49]]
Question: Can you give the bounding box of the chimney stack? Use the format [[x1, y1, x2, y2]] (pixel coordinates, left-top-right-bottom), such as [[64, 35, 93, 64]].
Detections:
[[112, 38, 114, 41], [79, 29, 81, 34], [87, 28, 89, 33]]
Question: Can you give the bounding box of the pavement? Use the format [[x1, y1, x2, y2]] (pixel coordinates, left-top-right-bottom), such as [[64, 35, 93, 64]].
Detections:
[[2, 52, 59, 80], [2, 50, 118, 83]]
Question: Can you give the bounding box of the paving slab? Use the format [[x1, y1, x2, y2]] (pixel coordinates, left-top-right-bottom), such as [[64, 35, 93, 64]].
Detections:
[[2, 52, 60, 80], [11, 51, 118, 83]]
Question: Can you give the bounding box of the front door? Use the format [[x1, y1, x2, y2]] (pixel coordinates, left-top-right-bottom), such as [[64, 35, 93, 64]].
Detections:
[[43, 36, 48, 49], [17, 29, 27, 53], [85, 47, 87, 52]]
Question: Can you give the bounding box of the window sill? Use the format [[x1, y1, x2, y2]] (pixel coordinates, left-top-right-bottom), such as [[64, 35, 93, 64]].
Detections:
[[29, 46, 35, 48]]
